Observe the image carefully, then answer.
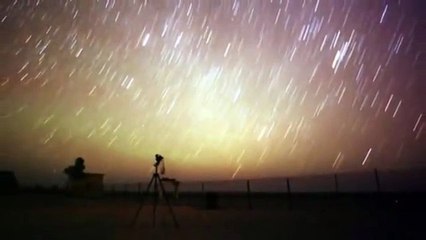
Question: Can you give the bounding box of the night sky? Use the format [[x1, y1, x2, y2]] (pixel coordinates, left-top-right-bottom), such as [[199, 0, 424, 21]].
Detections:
[[1, 0, 425, 185]]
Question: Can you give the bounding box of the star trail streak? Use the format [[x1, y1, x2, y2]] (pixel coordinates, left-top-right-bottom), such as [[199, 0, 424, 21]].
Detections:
[[0, 0, 425, 184]]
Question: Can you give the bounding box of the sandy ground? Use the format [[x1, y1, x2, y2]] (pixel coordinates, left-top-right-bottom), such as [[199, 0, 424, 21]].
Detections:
[[0, 193, 424, 240]]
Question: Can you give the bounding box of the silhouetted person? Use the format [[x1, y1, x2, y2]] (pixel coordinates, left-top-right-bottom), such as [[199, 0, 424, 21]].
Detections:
[[64, 157, 86, 179]]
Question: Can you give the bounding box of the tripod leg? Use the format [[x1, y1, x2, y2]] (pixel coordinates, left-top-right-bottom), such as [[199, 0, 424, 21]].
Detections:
[[131, 175, 155, 226], [158, 178, 179, 228], [153, 176, 158, 227], [175, 182, 180, 200]]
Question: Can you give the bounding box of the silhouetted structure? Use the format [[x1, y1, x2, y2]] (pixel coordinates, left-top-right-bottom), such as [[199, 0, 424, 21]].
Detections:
[[0, 171, 19, 194], [65, 173, 104, 197], [63, 157, 104, 197], [63, 157, 86, 179]]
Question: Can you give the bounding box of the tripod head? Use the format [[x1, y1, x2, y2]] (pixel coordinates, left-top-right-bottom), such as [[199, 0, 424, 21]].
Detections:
[[154, 154, 163, 166], [153, 154, 164, 174]]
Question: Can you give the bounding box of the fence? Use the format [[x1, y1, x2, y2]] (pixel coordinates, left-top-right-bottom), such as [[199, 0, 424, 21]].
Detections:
[[103, 168, 425, 210], [105, 168, 426, 195]]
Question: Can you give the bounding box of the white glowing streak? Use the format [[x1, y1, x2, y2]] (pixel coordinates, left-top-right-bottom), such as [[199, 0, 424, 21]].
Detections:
[[320, 35, 327, 51], [274, 8, 281, 25], [161, 24, 168, 37], [395, 35, 404, 54], [373, 65, 381, 82], [206, 30, 212, 44], [87, 129, 96, 138], [314, 0, 320, 12], [332, 50, 341, 70], [88, 86, 96, 96], [298, 25, 306, 41], [413, 114, 423, 132], [289, 47, 297, 62], [256, 148, 268, 166], [75, 48, 83, 57], [43, 114, 54, 125], [392, 100, 402, 118], [380, 5, 388, 24], [114, 11, 120, 22], [309, 64, 318, 83], [100, 118, 110, 129], [19, 73, 27, 81], [396, 144, 404, 159], [107, 135, 117, 148], [1, 78, 9, 86], [137, 3, 142, 15], [332, 152, 342, 168], [371, 91, 379, 108], [362, 148, 372, 166], [24, 35, 32, 43], [142, 33, 150, 47], [257, 127, 267, 141], [75, 107, 85, 116], [18, 62, 29, 73], [43, 128, 57, 144], [166, 98, 176, 115], [232, 0, 239, 16], [232, 164, 242, 179], [360, 95, 368, 111], [126, 77, 134, 90], [283, 124, 292, 139], [300, 91, 307, 105], [186, 3, 192, 16], [384, 94, 393, 112], [338, 87, 346, 104], [233, 87, 241, 103], [236, 149, 246, 163], [174, 32, 183, 48], [332, 31, 340, 49], [112, 122, 121, 133], [224, 43, 231, 57], [248, 8, 254, 23]]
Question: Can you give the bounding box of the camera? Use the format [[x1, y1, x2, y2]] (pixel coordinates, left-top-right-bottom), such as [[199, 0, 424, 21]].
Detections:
[[154, 154, 164, 167]]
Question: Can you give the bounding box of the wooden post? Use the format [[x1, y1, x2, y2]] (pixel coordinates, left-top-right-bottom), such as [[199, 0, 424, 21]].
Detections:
[[247, 180, 253, 210], [374, 169, 381, 193], [374, 169, 382, 209], [334, 174, 339, 193], [286, 178, 292, 210]]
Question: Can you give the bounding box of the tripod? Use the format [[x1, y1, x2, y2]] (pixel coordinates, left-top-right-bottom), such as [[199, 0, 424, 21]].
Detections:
[[131, 164, 179, 228]]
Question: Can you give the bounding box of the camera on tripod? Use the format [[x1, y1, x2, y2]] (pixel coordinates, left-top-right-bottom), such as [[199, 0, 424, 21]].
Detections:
[[132, 153, 179, 227], [154, 154, 164, 167]]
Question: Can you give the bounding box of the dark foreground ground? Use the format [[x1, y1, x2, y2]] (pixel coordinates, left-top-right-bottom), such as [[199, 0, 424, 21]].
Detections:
[[0, 192, 425, 240]]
